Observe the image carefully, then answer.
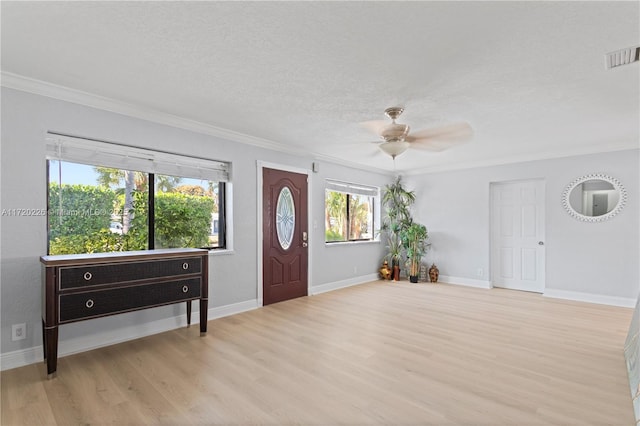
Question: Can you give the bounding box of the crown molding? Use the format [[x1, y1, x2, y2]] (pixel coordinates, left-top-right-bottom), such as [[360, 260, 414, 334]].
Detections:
[[403, 142, 639, 176], [0, 72, 312, 156], [6, 71, 629, 178], [1, 72, 400, 176], [2, 71, 395, 176], [311, 152, 396, 176]]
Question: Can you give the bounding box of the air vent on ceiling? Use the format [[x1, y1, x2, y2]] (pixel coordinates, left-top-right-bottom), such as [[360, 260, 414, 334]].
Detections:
[[605, 46, 640, 70]]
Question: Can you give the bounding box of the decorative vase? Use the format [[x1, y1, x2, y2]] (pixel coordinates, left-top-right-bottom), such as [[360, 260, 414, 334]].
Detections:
[[393, 265, 400, 281], [409, 275, 418, 283], [429, 264, 439, 283], [379, 261, 392, 280]]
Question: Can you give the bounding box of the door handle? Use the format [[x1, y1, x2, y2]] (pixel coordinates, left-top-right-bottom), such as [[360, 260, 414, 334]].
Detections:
[[538, 241, 544, 246]]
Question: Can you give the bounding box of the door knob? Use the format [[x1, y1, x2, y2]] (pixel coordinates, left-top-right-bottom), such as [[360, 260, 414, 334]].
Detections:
[[538, 241, 544, 245]]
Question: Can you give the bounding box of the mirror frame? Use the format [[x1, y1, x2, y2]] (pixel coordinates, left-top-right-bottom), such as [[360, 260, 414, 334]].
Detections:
[[562, 173, 627, 222]]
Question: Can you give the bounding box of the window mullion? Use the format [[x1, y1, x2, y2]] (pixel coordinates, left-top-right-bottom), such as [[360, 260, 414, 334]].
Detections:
[[148, 173, 155, 249], [217, 182, 226, 249], [346, 194, 351, 241]]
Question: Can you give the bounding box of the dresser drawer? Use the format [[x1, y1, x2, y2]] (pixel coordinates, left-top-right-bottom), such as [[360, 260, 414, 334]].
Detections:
[[59, 277, 201, 323], [59, 257, 202, 290]]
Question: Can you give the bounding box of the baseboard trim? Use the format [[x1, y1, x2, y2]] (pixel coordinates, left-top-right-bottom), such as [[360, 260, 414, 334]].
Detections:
[[0, 346, 43, 372], [438, 275, 492, 289], [543, 289, 636, 308], [208, 299, 259, 319], [310, 273, 378, 295], [0, 299, 259, 372]]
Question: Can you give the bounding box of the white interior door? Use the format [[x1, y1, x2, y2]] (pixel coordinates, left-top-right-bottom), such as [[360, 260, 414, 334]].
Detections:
[[491, 180, 545, 293]]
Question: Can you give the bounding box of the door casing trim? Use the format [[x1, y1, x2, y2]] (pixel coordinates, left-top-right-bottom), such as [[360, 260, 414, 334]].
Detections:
[[256, 161, 312, 307]]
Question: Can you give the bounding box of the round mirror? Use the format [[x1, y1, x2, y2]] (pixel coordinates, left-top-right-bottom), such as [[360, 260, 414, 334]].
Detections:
[[562, 174, 627, 222]]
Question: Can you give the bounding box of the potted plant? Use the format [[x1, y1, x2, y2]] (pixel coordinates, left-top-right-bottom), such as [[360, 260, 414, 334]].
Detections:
[[400, 222, 428, 283], [381, 177, 415, 235], [381, 177, 415, 280], [384, 234, 403, 281]]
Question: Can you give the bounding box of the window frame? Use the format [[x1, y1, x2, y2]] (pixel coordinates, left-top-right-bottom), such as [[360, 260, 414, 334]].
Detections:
[[150, 174, 225, 251], [324, 179, 379, 244], [45, 134, 230, 255]]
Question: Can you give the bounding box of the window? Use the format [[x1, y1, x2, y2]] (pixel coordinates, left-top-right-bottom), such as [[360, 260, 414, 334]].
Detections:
[[46, 134, 229, 255], [153, 174, 224, 249], [325, 180, 378, 243]]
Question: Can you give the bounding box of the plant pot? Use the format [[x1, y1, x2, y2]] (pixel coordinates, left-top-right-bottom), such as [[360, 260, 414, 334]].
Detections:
[[409, 275, 418, 283], [393, 265, 400, 281]]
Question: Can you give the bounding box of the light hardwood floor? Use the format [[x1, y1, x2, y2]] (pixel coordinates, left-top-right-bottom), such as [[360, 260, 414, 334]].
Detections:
[[1, 281, 635, 425]]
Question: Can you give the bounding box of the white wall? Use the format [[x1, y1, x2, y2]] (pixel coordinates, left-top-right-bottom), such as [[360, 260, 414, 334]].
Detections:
[[0, 87, 388, 360], [405, 150, 640, 304]]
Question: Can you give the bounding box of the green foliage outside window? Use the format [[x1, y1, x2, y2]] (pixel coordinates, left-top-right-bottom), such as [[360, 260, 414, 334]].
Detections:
[[325, 190, 373, 242], [48, 183, 215, 255], [348, 194, 372, 240], [325, 191, 347, 241], [48, 185, 148, 254], [48, 184, 116, 241], [154, 192, 215, 248]]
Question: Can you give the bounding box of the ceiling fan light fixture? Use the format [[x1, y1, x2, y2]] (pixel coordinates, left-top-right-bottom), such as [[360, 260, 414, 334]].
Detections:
[[379, 141, 410, 159], [381, 123, 410, 141]]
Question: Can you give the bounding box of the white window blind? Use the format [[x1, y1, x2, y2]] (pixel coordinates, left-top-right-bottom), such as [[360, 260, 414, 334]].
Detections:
[[325, 179, 379, 197], [46, 133, 230, 182]]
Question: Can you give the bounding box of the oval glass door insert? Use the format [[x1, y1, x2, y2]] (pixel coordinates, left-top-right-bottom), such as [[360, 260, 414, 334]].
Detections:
[[276, 186, 295, 250]]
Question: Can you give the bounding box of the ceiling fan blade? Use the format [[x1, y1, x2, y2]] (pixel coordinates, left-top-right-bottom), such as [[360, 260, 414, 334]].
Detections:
[[405, 122, 473, 143], [325, 140, 381, 147], [409, 139, 463, 152], [359, 120, 388, 136]]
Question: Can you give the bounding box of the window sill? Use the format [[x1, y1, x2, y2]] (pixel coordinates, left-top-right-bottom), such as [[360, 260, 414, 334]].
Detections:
[[325, 240, 380, 247], [208, 249, 234, 256]]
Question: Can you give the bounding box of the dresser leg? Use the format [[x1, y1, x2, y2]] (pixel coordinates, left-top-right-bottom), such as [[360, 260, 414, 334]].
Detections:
[[42, 319, 47, 362], [200, 298, 208, 335], [186, 300, 192, 327], [45, 326, 58, 378]]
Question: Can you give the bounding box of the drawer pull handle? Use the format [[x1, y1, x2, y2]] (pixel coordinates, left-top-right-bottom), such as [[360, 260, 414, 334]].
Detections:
[[182, 285, 189, 293], [85, 299, 94, 308], [182, 262, 189, 270], [83, 272, 92, 281]]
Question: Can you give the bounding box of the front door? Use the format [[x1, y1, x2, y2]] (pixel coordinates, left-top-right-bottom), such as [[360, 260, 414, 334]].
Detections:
[[262, 168, 308, 305], [491, 179, 545, 293]]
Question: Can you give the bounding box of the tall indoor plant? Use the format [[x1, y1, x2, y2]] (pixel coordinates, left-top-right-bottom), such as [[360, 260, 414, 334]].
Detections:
[[381, 177, 415, 280], [400, 222, 428, 283]]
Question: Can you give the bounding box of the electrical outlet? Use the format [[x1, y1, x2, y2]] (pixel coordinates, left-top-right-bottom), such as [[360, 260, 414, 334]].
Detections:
[[477, 268, 483, 278], [12, 323, 26, 341]]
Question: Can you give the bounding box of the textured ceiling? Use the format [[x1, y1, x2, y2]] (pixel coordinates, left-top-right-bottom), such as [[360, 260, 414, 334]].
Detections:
[[2, 1, 639, 173]]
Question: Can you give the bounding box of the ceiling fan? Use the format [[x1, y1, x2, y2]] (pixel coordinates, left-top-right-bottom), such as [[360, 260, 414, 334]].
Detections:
[[362, 107, 473, 159]]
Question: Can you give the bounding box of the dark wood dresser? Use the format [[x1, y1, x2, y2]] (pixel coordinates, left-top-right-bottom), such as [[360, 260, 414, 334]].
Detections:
[[40, 248, 208, 378]]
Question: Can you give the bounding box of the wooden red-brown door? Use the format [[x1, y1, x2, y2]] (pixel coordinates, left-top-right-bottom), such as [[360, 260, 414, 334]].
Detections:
[[262, 168, 308, 305]]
